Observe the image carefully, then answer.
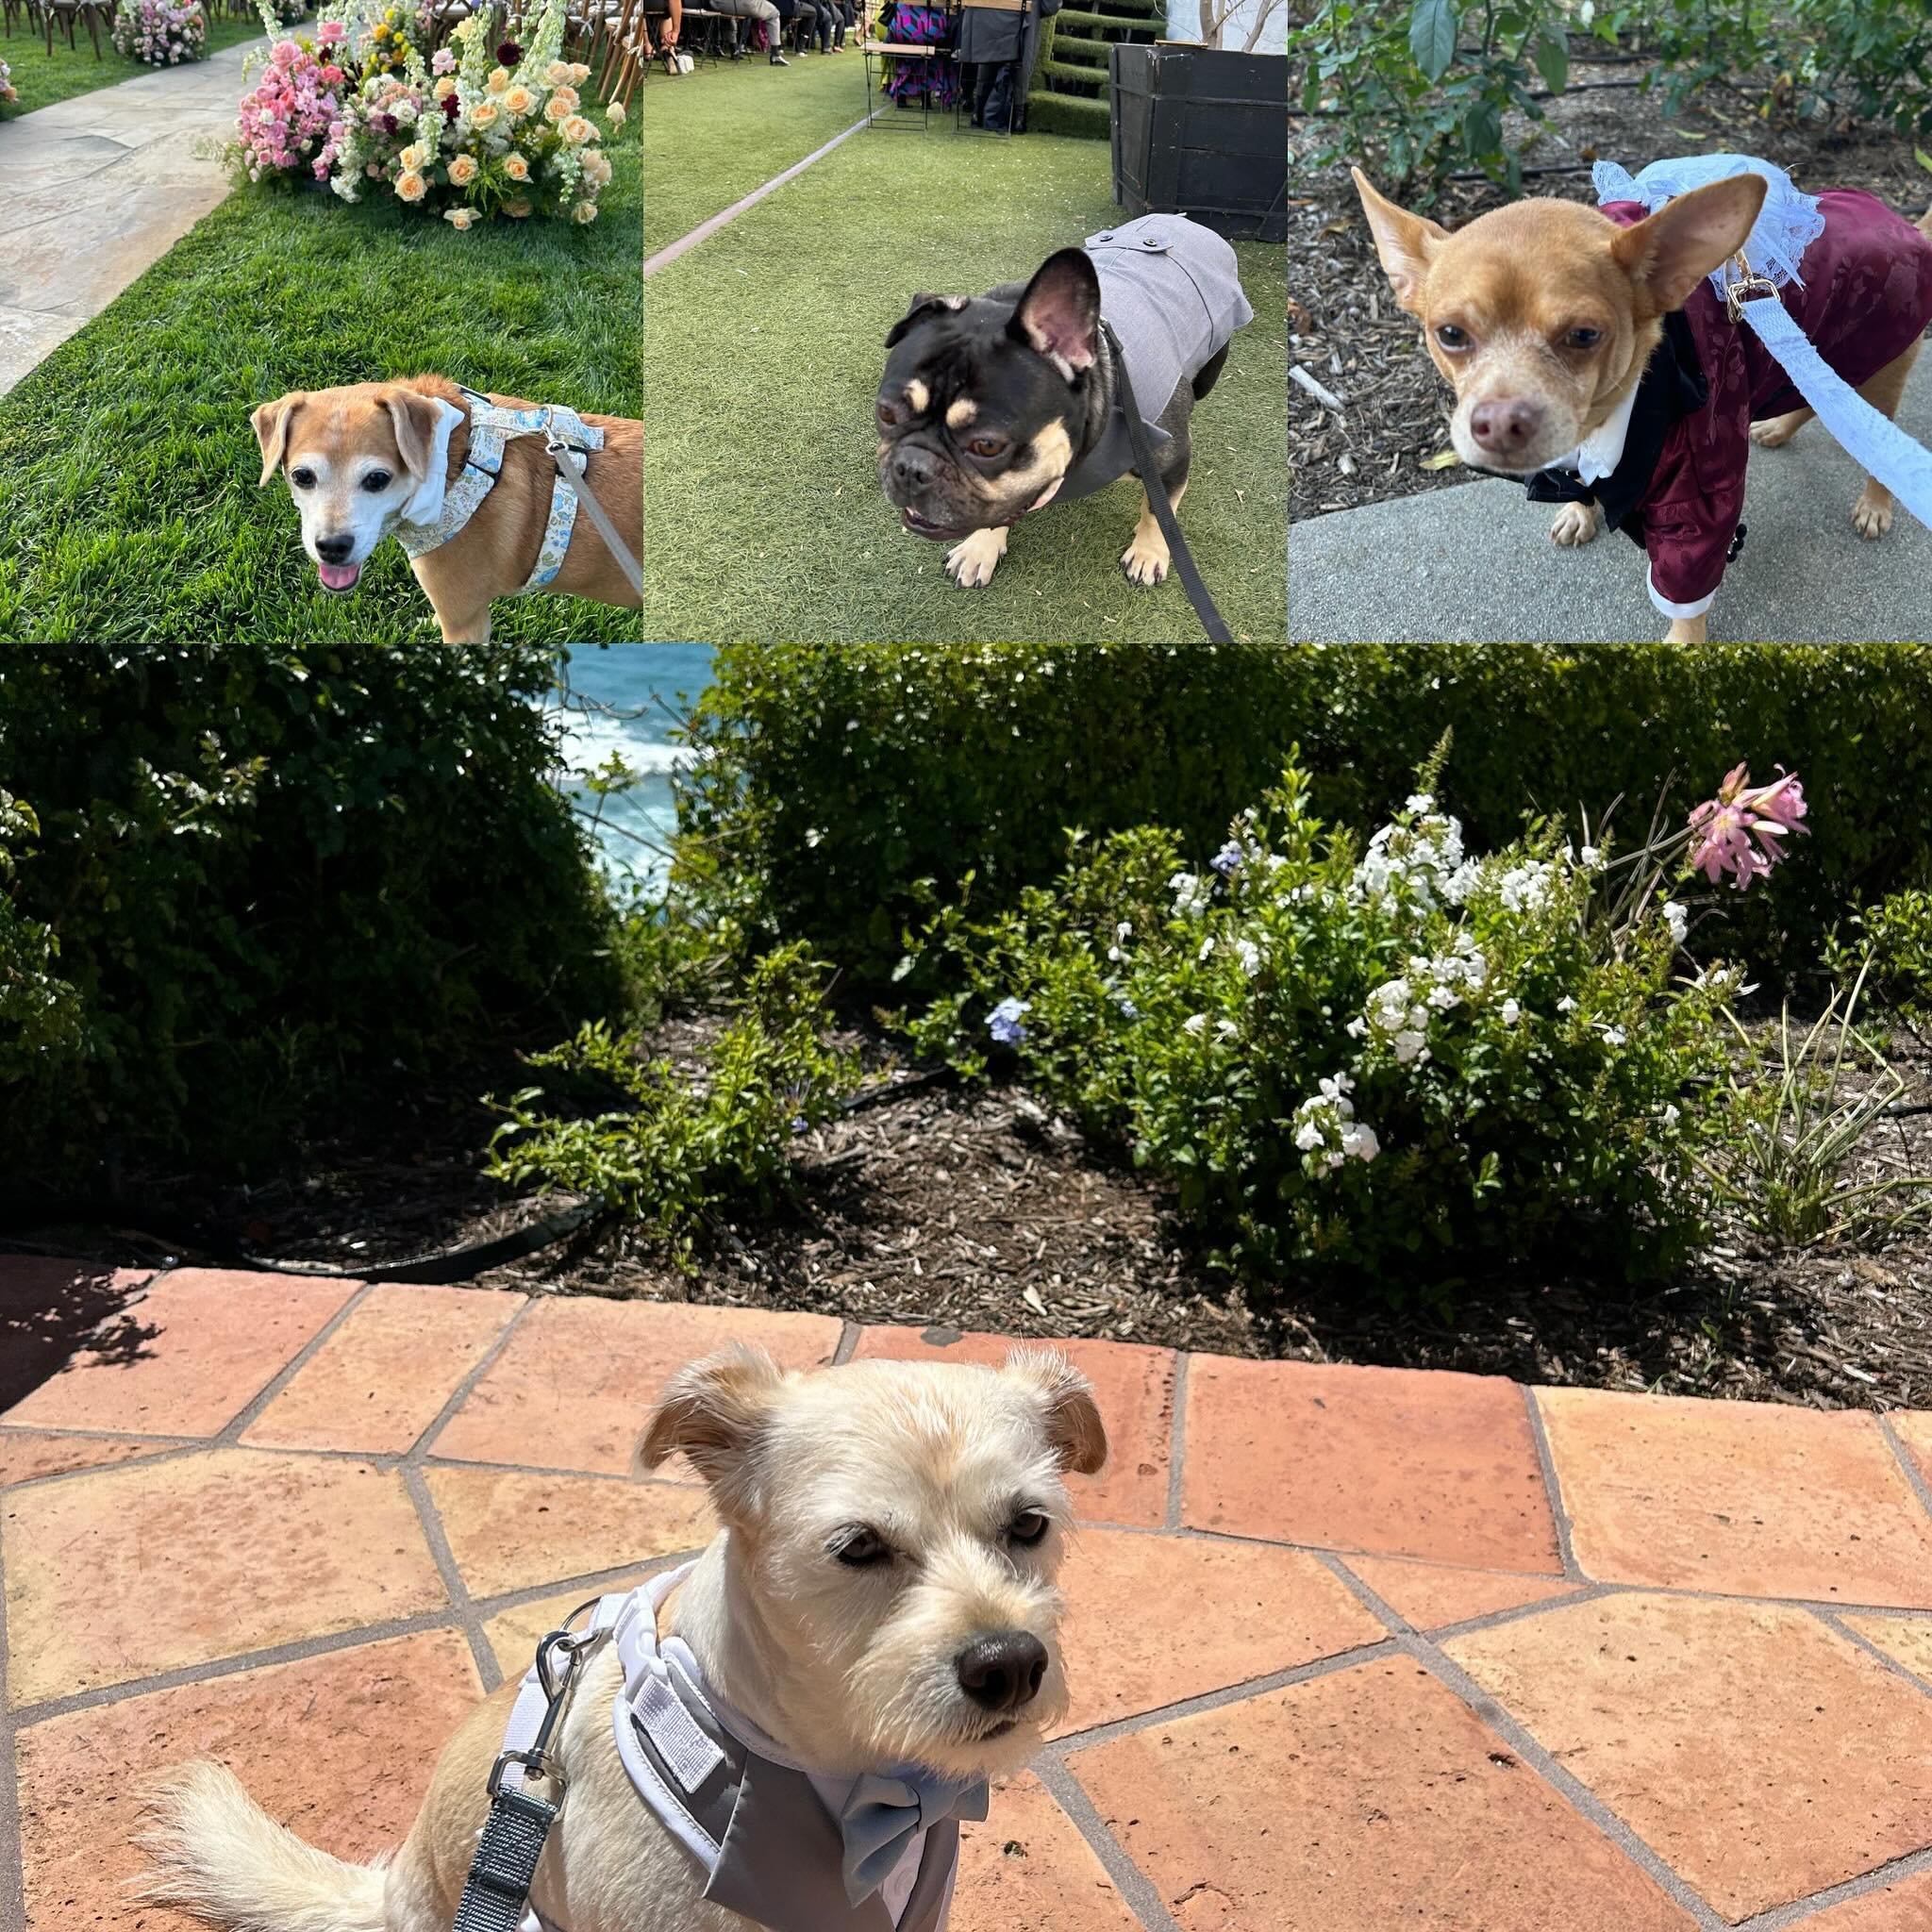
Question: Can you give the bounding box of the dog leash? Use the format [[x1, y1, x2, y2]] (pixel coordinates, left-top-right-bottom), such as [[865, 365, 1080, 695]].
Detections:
[[454, 1601, 613, 1932], [1102, 319, 1236, 644], [544, 433, 645, 596], [1723, 255, 1932, 532]]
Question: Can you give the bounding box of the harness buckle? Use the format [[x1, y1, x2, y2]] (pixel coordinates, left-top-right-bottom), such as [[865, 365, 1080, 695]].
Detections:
[[1724, 250, 1780, 325]]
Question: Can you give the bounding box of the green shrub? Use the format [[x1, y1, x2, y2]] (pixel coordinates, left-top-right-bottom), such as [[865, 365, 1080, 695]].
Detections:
[[0, 642, 623, 1181], [903, 760, 1741, 1291], [0, 792, 81, 1093], [485, 942, 861, 1267], [683, 642, 1932, 995], [1829, 887, 1932, 1012]]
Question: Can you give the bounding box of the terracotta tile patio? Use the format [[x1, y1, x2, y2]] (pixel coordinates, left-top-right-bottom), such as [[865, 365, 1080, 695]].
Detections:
[[2, 1263, 1930, 1931]]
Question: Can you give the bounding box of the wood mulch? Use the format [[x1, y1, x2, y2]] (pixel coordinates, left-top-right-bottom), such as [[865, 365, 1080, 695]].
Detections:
[[1290, 48, 1932, 521], [16, 1016, 1932, 1414]]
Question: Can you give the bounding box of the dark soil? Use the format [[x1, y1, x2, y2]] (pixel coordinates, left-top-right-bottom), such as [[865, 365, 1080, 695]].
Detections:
[[12, 1016, 1932, 1414], [1289, 49, 1932, 521]]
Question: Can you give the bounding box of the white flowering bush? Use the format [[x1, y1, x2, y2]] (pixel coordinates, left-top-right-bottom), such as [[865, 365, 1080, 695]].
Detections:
[[904, 758, 1765, 1292]]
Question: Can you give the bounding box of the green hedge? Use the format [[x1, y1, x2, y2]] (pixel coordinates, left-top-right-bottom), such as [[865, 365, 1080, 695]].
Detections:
[[0, 642, 622, 1184], [684, 641, 1932, 990]]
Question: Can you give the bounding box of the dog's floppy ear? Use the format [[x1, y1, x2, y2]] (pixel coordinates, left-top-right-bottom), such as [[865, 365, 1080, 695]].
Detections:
[[1008, 249, 1102, 380], [1350, 168, 1450, 317], [885, 291, 968, 349], [638, 1346, 789, 1500], [1003, 1347, 1108, 1475], [250, 392, 305, 488], [1611, 172, 1769, 320], [381, 386, 465, 527]]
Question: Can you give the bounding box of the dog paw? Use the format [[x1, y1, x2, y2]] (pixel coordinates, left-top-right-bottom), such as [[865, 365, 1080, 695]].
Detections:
[[1120, 532, 1171, 586], [1548, 502, 1598, 547], [1749, 411, 1807, 449], [1853, 492, 1894, 541], [944, 526, 1007, 588]]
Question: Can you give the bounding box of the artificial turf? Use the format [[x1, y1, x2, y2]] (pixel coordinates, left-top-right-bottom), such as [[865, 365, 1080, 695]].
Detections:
[[0, 13, 267, 114], [641, 122, 1286, 642], [641, 42, 864, 255], [0, 127, 642, 644]]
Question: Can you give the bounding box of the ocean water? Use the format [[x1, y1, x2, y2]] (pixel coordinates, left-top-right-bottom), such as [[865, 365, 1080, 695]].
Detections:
[[551, 644, 715, 892]]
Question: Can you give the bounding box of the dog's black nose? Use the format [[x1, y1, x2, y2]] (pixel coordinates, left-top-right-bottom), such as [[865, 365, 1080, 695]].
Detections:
[[314, 533, 355, 563], [956, 1632, 1048, 1713], [1469, 397, 1543, 457], [891, 445, 938, 491]]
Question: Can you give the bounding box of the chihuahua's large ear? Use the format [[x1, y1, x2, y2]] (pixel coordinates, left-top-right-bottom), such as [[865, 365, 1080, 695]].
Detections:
[[638, 1347, 790, 1507], [250, 392, 305, 488], [383, 387, 465, 526], [1350, 168, 1449, 317], [1004, 1347, 1108, 1475], [885, 291, 968, 349], [1611, 172, 1768, 319], [1008, 249, 1103, 380]]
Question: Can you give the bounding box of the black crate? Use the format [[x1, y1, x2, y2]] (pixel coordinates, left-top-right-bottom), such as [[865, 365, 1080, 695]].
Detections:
[[1109, 42, 1287, 242]]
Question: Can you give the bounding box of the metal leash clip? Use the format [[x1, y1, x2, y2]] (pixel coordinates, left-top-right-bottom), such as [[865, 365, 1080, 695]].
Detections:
[[1724, 249, 1780, 325], [487, 1611, 605, 1799]]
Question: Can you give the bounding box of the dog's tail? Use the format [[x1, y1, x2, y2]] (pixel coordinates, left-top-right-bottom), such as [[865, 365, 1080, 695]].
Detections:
[[136, 1761, 391, 1932]]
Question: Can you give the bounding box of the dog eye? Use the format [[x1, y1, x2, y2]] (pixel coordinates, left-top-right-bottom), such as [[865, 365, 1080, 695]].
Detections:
[[1008, 1510, 1050, 1546], [1435, 324, 1471, 351], [876, 401, 903, 429], [831, 1526, 892, 1567], [1566, 326, 1603, 349], [966, 437, 1008, 460], [290, 467, 316, 490], [360, 470, 393, 493]]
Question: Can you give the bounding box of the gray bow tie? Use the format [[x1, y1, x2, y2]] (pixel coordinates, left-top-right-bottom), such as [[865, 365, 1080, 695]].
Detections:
[[839, 1772, 990, 1907]]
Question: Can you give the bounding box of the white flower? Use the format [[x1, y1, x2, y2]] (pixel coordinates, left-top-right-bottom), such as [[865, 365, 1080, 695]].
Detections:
[[1181, 1013, 1208, 1038], [1115, 921, 1132, 942], [1391, 1029, 1428, 1064], [1662, 901, 1689, 944], [1500, 998, 1522, 1025], [1661, 1104, 1681, 1127], [1603, 1025, 1627, 1047], [1407, 792, 1434, 813], [1214, 1018, 1239, 1041], [1579, 844, 1602, 870], [1233, 938, 1262, 978], [1341, 1123, 1380, 1162], [1169, 871, 1212, 917], [1557, 996, 1578, 1014], [1198, 936, 1216, 962], [1294, 1119, 1324, 1152]]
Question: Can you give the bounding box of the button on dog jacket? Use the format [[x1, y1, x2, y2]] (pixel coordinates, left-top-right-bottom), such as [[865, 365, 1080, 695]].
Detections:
[[1527, 158, 1932, 615], [1056, 213, 1256, 503], [507, 1567, 988, 1932]]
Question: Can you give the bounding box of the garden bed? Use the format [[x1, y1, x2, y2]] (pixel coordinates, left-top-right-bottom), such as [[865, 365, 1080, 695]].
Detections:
[[16, 1009, 1932, 1412], [1290, 47, 1932, 521]]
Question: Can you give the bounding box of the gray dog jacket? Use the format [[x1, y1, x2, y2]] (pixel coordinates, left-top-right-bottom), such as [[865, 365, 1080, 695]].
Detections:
[[1055, 213, 1255, 503], [505, 1566, 988, 1932]]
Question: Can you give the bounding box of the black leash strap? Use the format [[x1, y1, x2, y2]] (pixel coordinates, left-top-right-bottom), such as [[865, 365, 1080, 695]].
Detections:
[[453, 1786, 561, 1932], [1103, 319, 1236, 644]]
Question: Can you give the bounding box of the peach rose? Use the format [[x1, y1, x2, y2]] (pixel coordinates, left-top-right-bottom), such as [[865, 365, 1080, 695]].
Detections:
[[486, 64, 508, 92], [503, 83, 535, 114], [559, 113, 592, 144], [580, 149, 611, 185], [506, 197, 532, 217], [605, 99, 625, 128], [432, 74, 456, 98], [503, 152, 530, 180], [444, 205, 477, 228], [394, 169, 427, 202], [543, 58, 571, 84], [448, 152, 477, 184], [469, 101, 499, 127], [572, 200, 597, 224]]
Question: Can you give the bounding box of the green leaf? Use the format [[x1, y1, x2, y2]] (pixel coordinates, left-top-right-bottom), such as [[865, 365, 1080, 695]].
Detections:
[[1534, 30, 1568, 95], [1408, 0, 1458, 83], [1916, 147, 1932, 175]]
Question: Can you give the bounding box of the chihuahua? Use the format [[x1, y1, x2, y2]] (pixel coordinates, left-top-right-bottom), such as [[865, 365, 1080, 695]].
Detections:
[[1352, 164, 1932, 641]]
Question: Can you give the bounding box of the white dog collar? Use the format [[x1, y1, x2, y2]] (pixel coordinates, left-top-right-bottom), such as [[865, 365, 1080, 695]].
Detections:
[[391, 387, 606, 595]]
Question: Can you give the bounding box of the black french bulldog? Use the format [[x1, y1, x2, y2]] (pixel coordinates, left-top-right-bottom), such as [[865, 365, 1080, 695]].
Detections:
[[876, 215, 1254, 591]]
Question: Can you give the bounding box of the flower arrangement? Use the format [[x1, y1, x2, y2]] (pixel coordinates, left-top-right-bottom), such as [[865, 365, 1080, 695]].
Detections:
[[0, 58, 15, 108], [111, 0, 208, 64], [237, 0, 616, 221]]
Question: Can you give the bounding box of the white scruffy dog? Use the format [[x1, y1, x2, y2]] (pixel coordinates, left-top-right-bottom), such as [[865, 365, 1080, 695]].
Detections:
[[138, 1343, 1108, 1932]]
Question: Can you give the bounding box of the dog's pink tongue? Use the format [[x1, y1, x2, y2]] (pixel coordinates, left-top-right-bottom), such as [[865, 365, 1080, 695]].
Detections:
[[316, 561, 361, 591]]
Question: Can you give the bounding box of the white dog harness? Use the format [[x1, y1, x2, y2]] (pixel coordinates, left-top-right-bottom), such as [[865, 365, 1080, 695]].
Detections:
[[489, 1566, 989, 1932], [391, 386, 606, 595]]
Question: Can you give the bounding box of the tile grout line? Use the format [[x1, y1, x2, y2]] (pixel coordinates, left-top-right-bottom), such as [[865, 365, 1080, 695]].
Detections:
[[830, 1319, 861, 1366], [400, 1291, 538, 1466], [1733, 1841, 1932, 1930], [0, 1500, 25, 1932], [213, 1276, 378, 1446], [1875, 1413, 1932, 1524], [1521, 1383, 1585, 1581], [1397, 1634, 1731, 1931], [1810, 1607, 1932, 1702], [1162, 1353, 1190, 1531], [401, 1464, 504, 1695], [1029, 1755, 1185, 1932]]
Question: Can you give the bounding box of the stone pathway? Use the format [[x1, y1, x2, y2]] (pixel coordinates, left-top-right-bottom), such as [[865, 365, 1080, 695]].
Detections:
[[2, 1260, 1931, 1930], [0, 34, 269, 396]]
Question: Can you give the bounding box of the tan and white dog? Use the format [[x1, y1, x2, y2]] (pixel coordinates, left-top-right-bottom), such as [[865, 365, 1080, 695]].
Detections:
[[139, 1344, 1107, 1932], [251, 375, 641, 644]]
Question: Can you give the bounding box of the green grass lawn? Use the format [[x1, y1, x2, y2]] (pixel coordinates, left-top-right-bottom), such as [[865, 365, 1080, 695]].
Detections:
[[642, 42, 864, 254], [0, 12, 266, 114], [0, 130, 642, 644], [641, 130, 1286, 642]]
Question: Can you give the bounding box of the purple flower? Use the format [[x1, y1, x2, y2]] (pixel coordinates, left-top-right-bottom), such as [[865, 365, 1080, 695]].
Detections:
[[988, 996, 1030, 1047], [496, 36, 522, 60], [1210, 840, 1243, 878]]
